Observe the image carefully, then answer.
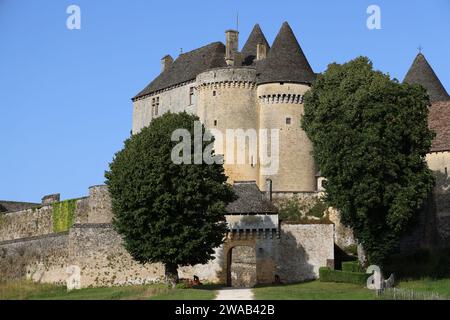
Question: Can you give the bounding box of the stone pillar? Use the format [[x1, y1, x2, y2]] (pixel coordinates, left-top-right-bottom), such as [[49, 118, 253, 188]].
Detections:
[[42, 194, 60, 205], [88, 185, 113, 224]]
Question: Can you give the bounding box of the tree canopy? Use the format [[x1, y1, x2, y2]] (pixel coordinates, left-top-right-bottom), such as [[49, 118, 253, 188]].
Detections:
[[301, 57, 435, 266], [105, 112, 235, 285]]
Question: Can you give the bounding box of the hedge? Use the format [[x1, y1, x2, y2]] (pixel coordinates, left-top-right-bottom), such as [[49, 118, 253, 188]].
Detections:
[[319, 267, 370, 285], [342, 261, 364, 273]]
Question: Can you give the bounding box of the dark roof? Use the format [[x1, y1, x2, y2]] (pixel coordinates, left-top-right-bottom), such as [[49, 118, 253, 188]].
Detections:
[[0, 201, 40, 213], [404, 53, 450, 102], [257, 22, 315, 85], [133, 42, 227, 100], [429, 100, 450, 152], [226, 182, 278, 214], [241, 24, 270, 66]]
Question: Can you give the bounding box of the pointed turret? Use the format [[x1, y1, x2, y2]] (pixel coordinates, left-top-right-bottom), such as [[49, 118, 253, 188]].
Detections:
[[241, 24, 270, 65], [404, 53, 450, 102], [257, 22, 315, 85]]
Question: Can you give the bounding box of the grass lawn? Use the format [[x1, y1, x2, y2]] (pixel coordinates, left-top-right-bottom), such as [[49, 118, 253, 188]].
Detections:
[[0, 281, 219, 300], [253, 280, 376, 300], [397, 278, 450, 298]]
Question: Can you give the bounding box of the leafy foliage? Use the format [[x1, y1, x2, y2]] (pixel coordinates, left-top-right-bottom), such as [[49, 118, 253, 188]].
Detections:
[[301, 57, 435, 266], [105, 112, 235, 274], [384, 247, 450, 279], [277, 196, 328, 223], [52, 200, 77, 233]]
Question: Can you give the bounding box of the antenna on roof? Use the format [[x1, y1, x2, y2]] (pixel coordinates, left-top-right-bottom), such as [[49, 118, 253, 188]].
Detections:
[[418, 45, 422, 54], [180, 48, 183, 54], [236, 12, 239, 31]]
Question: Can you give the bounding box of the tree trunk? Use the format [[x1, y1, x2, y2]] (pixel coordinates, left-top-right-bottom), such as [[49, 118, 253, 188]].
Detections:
[[164, 263, 179, 288]]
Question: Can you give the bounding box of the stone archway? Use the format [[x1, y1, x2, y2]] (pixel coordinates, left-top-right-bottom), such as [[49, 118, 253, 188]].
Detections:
[[226, 245, 257, 288]]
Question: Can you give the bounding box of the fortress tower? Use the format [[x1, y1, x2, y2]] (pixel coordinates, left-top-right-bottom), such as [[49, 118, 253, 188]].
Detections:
[[131, 22, 318, 194], [256, 22, 317, 193], [403, 52, 450, 246]]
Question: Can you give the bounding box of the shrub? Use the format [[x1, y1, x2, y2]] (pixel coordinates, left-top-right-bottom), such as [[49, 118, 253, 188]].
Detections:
[[319, 267, 369, 285], [342, 261, 364, 273], [384, 247, 450, 279]]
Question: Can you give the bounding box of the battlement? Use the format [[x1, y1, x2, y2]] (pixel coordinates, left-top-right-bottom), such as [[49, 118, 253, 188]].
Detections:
[[0, 186, 111, 243]]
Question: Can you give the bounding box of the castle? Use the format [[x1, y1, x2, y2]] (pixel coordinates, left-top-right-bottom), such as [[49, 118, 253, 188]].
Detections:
[[0, 22, 449, 288], [133, 22, 317, 194]]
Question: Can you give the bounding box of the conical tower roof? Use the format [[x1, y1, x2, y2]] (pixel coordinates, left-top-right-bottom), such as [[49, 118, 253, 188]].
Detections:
[[404, 53, 450, 102], [257, 22, 315, 85], [241, 24, 270, 65]]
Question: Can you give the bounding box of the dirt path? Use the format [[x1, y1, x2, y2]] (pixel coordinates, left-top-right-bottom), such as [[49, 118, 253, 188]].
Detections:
[[214, 288, 254, 300]]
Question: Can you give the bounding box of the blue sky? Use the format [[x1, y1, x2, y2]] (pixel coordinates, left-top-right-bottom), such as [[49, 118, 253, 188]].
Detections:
[[0, 0, 449, 202]]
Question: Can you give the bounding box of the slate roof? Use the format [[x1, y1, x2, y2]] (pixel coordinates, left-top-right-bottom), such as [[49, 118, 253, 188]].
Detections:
[[241, 24, 270, 66], [226, 182, 278, 215], [0, 201, 40, 213], [429, 100, 450, 152], [404, 53, 450, 102], [256, 22, 315, 85], [133, 42, 227, 100]]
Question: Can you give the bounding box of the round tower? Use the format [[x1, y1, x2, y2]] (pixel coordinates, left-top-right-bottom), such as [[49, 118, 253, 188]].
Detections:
[[196, 67, 259, 184], [258, 83, 316, 192], [257, 22, 317, 193]]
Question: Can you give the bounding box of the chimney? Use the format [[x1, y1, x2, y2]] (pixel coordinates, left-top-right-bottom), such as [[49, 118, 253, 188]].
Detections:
[[256, 43, 267, 61], [265, 179, 273, 202], [161, 55, 173, 73], [225, 30, 239, 66]]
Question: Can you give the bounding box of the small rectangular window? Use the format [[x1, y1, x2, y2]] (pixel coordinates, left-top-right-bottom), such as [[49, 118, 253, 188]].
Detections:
[[152, 97, 160, 116], [214, 120, 218, 126], [213, 91, 217, 96], [189, 87, 194, 105], [151, 98, 156, 117], [286, 117, 292, 125], [155, 97, 160, 116]]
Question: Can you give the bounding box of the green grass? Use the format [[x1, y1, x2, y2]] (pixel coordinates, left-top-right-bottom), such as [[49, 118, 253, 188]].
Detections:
[[0, 281, 219, 300], [3, 279, 449, 300], [253, 280, 376, 300], [397, 278, 450, 298]]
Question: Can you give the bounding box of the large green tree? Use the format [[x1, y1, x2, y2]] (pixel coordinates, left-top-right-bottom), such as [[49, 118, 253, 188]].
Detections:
[[105, 112, 235, 286], [301, 57, 435, 266]]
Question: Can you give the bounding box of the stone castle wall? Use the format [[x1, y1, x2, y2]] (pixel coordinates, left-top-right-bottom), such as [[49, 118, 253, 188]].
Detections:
[[132, 80, 197, 134], [0, 186, 335, 288], [278, 224, 334, 281], [0, 233, 69, 284]]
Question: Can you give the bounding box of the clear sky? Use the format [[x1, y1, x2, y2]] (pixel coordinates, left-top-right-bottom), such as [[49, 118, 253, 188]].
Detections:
[[0, 0, 449, 202]]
